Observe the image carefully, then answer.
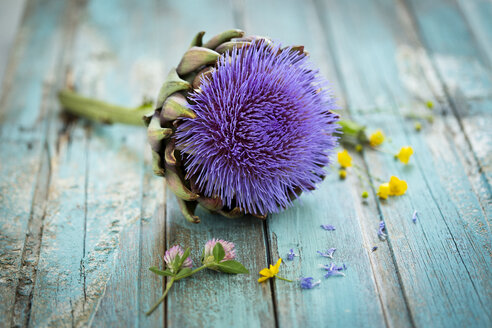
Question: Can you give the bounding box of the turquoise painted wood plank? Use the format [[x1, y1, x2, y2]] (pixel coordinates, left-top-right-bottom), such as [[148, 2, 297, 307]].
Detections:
[[157, 1, 276, 327], [407, 0, 492, 221], [453, 0, 492, 220], [1, 0, 490, 327], [0, 1, 73, 326], [455, 0, 492, 68], [242, 0, 411, 327], [78, 1, 166, 326], [28, 0, 166, 326], [313, 0, 491, 326]]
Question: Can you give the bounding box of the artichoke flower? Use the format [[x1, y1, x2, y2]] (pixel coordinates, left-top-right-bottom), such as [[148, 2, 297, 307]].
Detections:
[[58, 29, 340, 223]]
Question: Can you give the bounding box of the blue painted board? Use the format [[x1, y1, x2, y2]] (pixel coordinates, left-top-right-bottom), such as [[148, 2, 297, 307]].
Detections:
[[0, 1, 72, 326], [313, 0, 491, 326], [0, 0, 491, 327], [406, 0, 492, 220]]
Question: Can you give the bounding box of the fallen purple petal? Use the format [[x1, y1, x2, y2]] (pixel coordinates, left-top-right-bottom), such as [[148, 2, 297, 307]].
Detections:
[[321, 263, 346, 278], [299, 277, 321, 289], [412, 210, 418, 224], [287, 248, 297, 261], [317, 248, 336, 259], [378, 221, 387, 240], [321, 224, 336, 231]]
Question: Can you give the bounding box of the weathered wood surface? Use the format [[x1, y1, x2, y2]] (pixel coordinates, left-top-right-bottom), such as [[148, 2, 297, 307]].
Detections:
[[0, 0, 490, 327]]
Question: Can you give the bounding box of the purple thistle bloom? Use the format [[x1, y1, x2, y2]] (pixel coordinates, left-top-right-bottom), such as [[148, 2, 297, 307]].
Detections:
[[164, 245, 193, 272], [321, 224, 336, 231], [321, 263, 346, 278], [412, 210, 418, 224], [299, 277, 321, 289], [378, 221, 387, 240], [317, 248, 336, 259], [176, 40, 339, 215], [203, 238, 236, 262], [287, 248, 297, 261]]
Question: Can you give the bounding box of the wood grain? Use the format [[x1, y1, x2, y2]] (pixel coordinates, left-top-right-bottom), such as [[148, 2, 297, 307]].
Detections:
[[313, 0, 491, 326], [404, 0, 492, 220], [0, 0, 490, 327], [0, 1, 74, 326]]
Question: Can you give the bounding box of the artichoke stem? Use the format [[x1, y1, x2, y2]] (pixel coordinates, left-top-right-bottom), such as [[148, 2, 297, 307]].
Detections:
[[58, 89, 153, 126]]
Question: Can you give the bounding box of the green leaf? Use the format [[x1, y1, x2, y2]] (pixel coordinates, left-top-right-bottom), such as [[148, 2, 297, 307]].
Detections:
[[175, 267, 193, 279], [213, 242, 225, 262], [149, 267, 174, 277], [176, 248, 191, 269], [215, 260, 249, 274]]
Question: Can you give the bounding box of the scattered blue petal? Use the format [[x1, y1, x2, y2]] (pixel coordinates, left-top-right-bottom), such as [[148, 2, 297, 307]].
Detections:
[[317, 248, 336, 259], [299, 277, 321, 289], [321, 263, 346, 278], [412, 210, 418, 224], [321, 224, 336, 231], [371, 246, 378, 252], [378, 221, 387, 240], [287, 248, 297, 261]]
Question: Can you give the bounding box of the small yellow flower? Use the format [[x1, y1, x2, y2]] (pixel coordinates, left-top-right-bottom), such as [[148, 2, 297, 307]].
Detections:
[[396, 146, 414, 164], [369, 130, 385, 147], [337, 149, 352, 168], [361, 191, 369, 199], [355, 144, 363, 152], [258, 258, 282, 283], [414, 122, 422, 131], [426, 100, 434, 109], [339, 169, 347, 179], [377, 183, 390, 199], [389, 176, 408, 196]]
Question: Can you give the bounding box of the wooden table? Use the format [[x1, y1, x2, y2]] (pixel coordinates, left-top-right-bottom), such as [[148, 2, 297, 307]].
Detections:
[[1, 0, 491, 327]]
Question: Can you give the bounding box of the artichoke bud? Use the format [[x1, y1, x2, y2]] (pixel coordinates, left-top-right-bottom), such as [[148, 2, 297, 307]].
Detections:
[[146, 30, 335, 223]]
